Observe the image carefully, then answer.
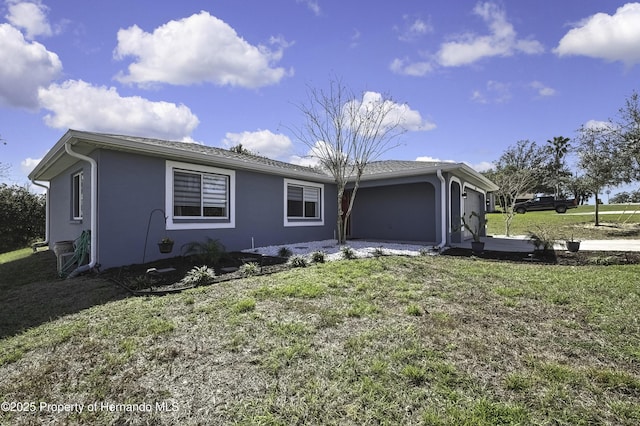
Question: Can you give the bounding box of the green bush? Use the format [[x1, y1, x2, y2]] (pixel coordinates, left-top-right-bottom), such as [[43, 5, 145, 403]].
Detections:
[[288, 255, 308, 268], [340, 246, 356, 260], [310, 251, 326, 263], [278, 246, 293, 258], [181, 265, 216, 286], [0, 184, 46, 253], [238, 262, 260, 277], [183, 238, 226, 266]]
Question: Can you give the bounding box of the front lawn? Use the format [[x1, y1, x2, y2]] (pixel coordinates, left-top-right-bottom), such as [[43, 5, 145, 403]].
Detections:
[[488, 204, 640, 239], [1, 250, 639, 425]]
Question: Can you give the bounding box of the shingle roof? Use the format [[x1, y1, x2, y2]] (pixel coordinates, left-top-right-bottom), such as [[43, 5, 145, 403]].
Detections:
[[93, 132, 329, 177], [30, 130, 497, 191], [360, 160, 455, 176], [82, 132, 456, 179]]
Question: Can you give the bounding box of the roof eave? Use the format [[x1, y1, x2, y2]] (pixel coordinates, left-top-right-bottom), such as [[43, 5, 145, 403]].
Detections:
[[28, 130, 78, 181], [352, 162, 498, 191], [30, 130, 334, 183]]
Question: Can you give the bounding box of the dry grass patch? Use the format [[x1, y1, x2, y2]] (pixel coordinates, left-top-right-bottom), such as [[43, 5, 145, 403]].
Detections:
[[1, 256, 639, 424]]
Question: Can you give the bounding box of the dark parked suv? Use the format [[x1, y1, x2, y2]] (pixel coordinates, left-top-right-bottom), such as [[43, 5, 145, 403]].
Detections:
[[513, 196, 577, 214]]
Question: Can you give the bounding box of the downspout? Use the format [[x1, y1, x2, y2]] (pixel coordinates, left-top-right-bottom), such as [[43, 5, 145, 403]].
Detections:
[[436, 169, 447, 249], [64, 142, 98, 276], [30, 180, 49, 250]]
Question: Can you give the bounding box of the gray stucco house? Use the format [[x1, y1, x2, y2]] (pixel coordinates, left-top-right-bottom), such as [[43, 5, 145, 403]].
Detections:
[[29, 130, 498, 271]]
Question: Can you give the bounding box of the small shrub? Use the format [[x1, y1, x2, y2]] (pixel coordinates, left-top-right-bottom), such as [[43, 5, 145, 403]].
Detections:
[[128, 275, 154, 291], [310, 251, 326, 263], [181, 265, 216, 287], [341, 246, 356, 260], [238, 262, 260, 277], [527, 226, 556, 253], [183, 238, 226, 265], [278, 246, 292, 258], [288, 255, 308, 268]]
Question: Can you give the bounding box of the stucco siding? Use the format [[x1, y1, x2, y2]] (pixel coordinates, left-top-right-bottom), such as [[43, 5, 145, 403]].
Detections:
[[48, 161, 90, 249], [350, 182, 436, 242], [92, 150, 337, 269]]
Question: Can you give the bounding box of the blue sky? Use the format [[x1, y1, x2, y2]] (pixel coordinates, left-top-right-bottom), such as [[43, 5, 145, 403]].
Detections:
[[1, 0, 640, 196]]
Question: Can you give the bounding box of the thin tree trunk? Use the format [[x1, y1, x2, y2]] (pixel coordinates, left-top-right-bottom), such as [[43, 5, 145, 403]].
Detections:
[[341, 171, 363, 245], [336, 187, 345, 244]]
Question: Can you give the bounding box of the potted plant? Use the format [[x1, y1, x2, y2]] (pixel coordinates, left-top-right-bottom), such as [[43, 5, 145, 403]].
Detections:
[[459, 211, 487, 254], [565, 234, 581, 253], [158, 237, 174, 254]]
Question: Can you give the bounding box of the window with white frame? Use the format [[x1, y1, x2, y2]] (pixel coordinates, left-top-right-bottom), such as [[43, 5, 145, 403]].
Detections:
[[72, 171, 83, 220], [284, 179, 324, 226], [166, 161, 235, 230]]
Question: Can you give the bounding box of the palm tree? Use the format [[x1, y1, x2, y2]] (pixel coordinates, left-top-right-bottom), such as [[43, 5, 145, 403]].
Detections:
[[546, 136, 570, 197]]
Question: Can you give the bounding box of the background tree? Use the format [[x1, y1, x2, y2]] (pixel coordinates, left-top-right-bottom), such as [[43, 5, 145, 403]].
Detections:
[[484, 140, 546, 236], [0, 162, 9, 179], [616, 91, 640, 185], [0, 134, 9, 179], [576, 124, 625, 226], [542, 136, 571, 197], [573, 91, 640, 225], [610, 190, 640, 204], [290, 78, 407, 244], [228, 143, 253, 155], [0, 184, 46, 253], [566, 174, 592, 205]]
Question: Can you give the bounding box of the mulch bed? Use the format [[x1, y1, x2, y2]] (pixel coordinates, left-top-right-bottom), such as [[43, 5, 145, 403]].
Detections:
[[104, 251, 289, 295], [104, 248, 640, 295], [442, 247, 640, 266]]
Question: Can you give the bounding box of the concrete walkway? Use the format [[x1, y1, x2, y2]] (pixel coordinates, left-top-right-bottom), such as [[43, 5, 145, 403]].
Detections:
[[566, 210, 640, 216], [452, 236, 640, 252]]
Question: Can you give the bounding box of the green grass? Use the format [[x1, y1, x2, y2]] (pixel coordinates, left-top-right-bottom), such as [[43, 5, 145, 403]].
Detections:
[[0, 247, 59, 287], [1, 249, 639, 425], [488, 203, 640, 239]]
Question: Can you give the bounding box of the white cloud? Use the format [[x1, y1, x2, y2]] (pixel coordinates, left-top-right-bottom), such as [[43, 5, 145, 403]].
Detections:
[[296, 0, 320, 16], [38, 80, 199, 141], [529, 81, 556, 97], [391, 2, 543, 76], [583, 119, 612, 130], [389, 57, 434, 77], [467, 161, 493, 172], [350, 29, 361, 48], [437, 2, 543, 67], [20, 157, 41, 175], [348, 91, 436, 132], [470, 80, 511, 104], [289, 140, 335, 167], [396, 15, 432, 42], [416, 156, 455, 163], [114, 11, 292, 88], [222, 129, 293, 159], [554, 3, 640, 66], [0, 23, 62, 109], [5, 0, 52, 39], [289, 153, 321, 167]]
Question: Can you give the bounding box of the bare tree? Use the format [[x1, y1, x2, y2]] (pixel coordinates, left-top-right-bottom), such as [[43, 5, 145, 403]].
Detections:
[[484, 140, 546, 236], [290, 78, 407, 244]]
